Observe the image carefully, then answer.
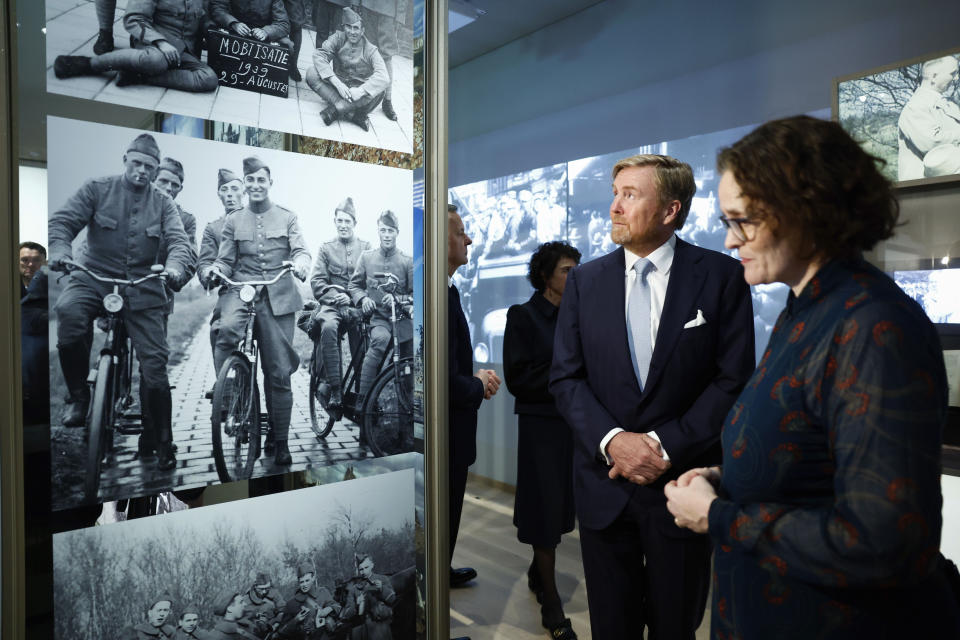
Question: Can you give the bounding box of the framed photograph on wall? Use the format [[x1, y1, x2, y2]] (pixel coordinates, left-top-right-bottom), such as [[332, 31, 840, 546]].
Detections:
[[833, 46, 960, 188]]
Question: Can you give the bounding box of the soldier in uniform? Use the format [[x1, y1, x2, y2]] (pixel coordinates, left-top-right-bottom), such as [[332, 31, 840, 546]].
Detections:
[[207, 589, 266, 640], [122, 595, 178, 639], [206, 156, 311, 466], [283, 0, 308, 81], [48, 133, 195, 471], [276, 563, 341, 639], [340, 555, 396, 640], [239, 572, 286, 633], [53, 0, 218, 93], [210, 0, 296, 76], [199, 168, 245, 367], [347, 210, 412, 404], [309, 196, 370, 414], [174, 603, 210, 640], [305, 7, 390, 132]]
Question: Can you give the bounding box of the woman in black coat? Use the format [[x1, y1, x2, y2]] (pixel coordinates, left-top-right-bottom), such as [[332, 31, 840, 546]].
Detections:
[[503, 241, 581, 640]]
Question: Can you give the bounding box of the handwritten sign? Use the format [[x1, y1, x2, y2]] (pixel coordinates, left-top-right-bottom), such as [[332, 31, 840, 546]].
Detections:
[[206, 30, 291, 99]]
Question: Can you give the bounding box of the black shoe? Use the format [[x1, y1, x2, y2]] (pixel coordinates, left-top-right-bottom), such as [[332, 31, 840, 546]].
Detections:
[[543, 616, 576, 640], [93, 30, 114, 55], [289, 67, 302, 82], [137, 435, 157, 459], [61, 399, 89, 427], [274, 440, 292, 466], [204, 387, 214, 400], [115, 70, 145, 87], [450, 567, 477, 588], [352, 113, 370, 131], [320, 107, 337, 126], [264, 430, 276, 457], [53, 55, 93, 79], [527, 562, 544, 603], [157, 444, 177, 471], [381, 98, 397, 121]]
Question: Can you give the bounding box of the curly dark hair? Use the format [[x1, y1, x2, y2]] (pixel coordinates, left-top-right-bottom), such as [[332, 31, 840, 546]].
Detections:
[[716, 115, 899, 258], [528, 241, 582, 292]]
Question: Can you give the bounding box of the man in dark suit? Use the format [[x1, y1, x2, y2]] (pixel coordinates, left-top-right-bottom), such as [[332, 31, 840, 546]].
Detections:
[[550, 154, 754, 639], [448, 204, 501, 588]]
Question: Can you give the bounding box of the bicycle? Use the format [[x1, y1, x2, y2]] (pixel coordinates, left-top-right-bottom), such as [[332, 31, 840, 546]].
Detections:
[[51, 259, 168, 502], [307, 272, 415, 457], [207, 262, 296, 482]]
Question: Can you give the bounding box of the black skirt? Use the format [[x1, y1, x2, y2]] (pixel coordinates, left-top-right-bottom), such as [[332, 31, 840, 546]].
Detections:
[[513, 413, 576, 547]]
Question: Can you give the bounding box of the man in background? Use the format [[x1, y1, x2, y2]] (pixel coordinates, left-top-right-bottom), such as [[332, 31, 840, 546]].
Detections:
[[122, 595, 177, 639], [174, 604, 210, 640], [447, 204, 501, 588], [898, 55, 960, 180], [20, 241, 49, 426]]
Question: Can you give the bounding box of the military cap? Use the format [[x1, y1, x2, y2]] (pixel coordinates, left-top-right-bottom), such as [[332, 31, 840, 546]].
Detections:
[[336, 197, 357, 221], [242, 156, 270, 176], [297, 562, 316, 578], [342, 6, 362, 25], [126, 133, 161, 163], [377, 210, 399, 230], [159, 157, 184, 182], [148, 593, 174, 610], [212, 589, 239, 616], [218, 168, 241, 188], [254, 572, 271, 586], [180, 603, 200, 617]]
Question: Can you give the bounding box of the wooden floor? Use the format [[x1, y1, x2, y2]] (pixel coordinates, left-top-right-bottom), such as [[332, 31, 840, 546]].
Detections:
[[450, 476, 712, 639]]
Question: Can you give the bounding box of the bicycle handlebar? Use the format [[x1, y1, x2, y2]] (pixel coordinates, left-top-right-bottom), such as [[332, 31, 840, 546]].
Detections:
[[52, 259, 167, 287], [210, 262, 294, 288]]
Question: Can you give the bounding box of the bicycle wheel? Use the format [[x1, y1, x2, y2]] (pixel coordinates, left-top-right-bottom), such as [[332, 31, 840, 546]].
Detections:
[[308, 342, 334, 439], [362, 357, 415, 457], [211, 354, 261, 482], [85, 353, 114, 501]]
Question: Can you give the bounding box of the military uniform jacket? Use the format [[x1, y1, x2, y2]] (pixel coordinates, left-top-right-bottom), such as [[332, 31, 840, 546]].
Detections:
[[48, 175, 196, 311], [277, 586, 340, 637], [341, 573, 396, 639], [313, 31, 389, 95], [124, 0, 207, 56], [348, 246, 413, 342], [897, 85, 960, 180], [310, 236, 371, 303], [205, 620, 262, 640], [240, 586, 286, 627], [212, 201, 311, 317], [198, 212, 237, 288], [210, 0, 290, 41], [128, 622, 177, 639], [173, 629, 212, 640]]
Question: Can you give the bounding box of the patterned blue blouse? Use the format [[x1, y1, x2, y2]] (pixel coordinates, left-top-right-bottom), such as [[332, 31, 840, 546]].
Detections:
[[708, 258, 959, 638]]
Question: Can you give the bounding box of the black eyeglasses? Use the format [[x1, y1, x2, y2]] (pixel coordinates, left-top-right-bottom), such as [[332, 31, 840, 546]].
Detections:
[[719, 216, 759, 242]]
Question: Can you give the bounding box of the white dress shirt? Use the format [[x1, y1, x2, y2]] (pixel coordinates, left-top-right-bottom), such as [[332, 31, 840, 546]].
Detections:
[[599, 235, 676, 463]]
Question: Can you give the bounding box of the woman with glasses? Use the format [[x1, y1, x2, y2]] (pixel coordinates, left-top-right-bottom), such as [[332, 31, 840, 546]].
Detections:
[[664, 115, 960, 638]]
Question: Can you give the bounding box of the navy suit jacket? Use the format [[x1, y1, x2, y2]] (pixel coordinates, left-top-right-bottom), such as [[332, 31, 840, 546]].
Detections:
[[550, 238, 755, 531], [449, 284, 484, 470]]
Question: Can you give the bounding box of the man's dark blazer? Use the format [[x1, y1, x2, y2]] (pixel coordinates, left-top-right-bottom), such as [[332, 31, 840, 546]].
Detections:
[[550, 237, 755, 531], [448, 284, 484, 470]]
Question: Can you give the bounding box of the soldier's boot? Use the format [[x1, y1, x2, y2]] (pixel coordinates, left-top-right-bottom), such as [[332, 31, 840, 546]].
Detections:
[[58, 341, 90, 427], [137, 383, 157, 458], [274, 440, 292, 466], [93, 30, 114, 55], [381, 98, 397, 121], [149, 386, 177, 471], [264, 425, 276, 457], [115, 70, 145, 87], [320, 106, 338, 126], [328, 384, 344, 422], [289, 27, 303, 81], [351, 111, 371, 132], [53, 55, 93, 79], [271, 390, 293, 466]]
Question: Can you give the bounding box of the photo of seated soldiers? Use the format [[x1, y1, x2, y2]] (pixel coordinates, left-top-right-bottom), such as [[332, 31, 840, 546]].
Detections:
[[174, 603, 211, 640], [121, 594, 177, 639], [207, 589, 265, 640], [198, 168, 246, 379], [308, 196, 371, 414], [276, 563, 341, 639], [323, 0, 403, 121], [54, 0, 218, 93], [48, 133, 196, 472], [306, 7, 390, 132], [206, 156, 311, 467], [347, 210, 413, 405], [340, 554, 396, 640], [239, 572, 286, 633], [210, 0, 297, 78]]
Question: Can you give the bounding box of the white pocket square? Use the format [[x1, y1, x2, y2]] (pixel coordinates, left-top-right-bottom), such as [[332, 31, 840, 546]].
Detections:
[[683, 309, 707, 329]]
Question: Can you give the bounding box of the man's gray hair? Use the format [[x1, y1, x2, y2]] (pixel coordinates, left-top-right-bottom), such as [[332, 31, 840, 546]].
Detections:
[[611, 154, 696, 230]]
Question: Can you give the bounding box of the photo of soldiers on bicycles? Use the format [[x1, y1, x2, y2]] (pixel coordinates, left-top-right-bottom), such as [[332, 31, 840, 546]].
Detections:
[[47, 117, 416, 511]]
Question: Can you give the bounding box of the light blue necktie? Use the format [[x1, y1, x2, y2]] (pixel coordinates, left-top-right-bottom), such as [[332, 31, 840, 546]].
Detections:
[[627, 258, 654, 390]]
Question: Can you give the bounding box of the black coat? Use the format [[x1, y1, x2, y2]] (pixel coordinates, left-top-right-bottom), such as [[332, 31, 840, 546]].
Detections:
[[448, 284, 483, 470], [503, 292, 560, 417]]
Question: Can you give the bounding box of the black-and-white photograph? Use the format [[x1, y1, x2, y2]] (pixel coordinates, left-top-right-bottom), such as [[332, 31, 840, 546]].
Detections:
[[893, 268, 960, 324], [46, 0, 415, 153], [53, 468, 419, 640], [836, 48, 960, 184], [46, 116, 417, 510]]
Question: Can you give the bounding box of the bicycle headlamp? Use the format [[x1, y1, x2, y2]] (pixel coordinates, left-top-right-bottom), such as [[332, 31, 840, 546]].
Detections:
[[239, 284, 257, 303], [103, 293, 124, 313]]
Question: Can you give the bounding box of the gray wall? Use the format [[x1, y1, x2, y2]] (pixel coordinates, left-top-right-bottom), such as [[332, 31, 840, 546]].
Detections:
[[450, 0, 960, 486]]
